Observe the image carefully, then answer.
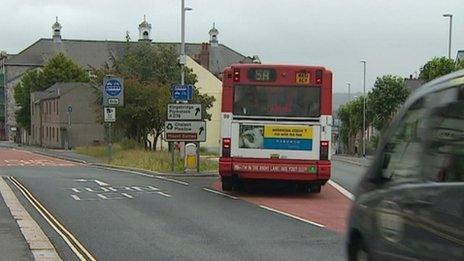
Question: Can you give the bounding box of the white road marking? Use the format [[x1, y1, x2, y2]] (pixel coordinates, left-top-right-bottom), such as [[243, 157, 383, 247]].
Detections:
[[71, 195, 81, 201], [155, 175, 189, 186], [85, 187, 94, 192], [98, 166, 189, 186], [97, 194, 108, 199], [75, 179, 87, 182], [71, 188, 80, 193], [121, 193, 134, 199], [94, 180, 109, 186], [202, 188, 238, 200], [328, 180, 354, 200], [100, 187, 110, 192], [147, 186, 159, 191], [108, 187, 117, 192], [156, 191, 172, 198], [259, 205, 325, 228], [132, 186, 143, 191], [124, 186, 133, 191]]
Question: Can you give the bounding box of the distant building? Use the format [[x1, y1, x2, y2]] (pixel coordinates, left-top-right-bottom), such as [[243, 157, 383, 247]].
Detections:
[[30, 82, 104, 148], [404, 75, 424, 92], [0, 17, 256, 151], [457, 50, 464, 64]]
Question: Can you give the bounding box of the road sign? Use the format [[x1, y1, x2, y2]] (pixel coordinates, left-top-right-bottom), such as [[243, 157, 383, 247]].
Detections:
[[103, 76, 124, 107], [164, 121, 206, 142], [104, 107, 116, 123], [167, 104, 202, 120], [171, 84, 193, 101]]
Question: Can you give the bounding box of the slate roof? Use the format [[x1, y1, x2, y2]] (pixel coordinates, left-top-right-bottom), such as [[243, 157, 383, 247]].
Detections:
[[32, 82, 95, 102], [5, 38, 251, 74]]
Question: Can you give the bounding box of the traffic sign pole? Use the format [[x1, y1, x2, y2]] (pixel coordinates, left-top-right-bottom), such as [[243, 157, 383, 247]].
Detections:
[[108, 122, 112, 162]]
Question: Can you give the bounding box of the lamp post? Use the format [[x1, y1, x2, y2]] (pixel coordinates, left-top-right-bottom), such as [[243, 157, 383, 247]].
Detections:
[[180, 0, 192, 85], [443, 14, 453, 59], [360, 60, 367, 158], [346, 82, 351, 102]]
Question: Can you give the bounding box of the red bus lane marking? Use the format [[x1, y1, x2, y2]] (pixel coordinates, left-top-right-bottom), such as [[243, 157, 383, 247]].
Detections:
[[211, 180, 351, 233], [0, 149, 77, 167]]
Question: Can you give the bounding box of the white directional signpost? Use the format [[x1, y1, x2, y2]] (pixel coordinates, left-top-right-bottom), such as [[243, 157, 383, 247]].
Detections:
[[167, 104, 202, 120], [164, 121, 206, 142], [167, 84, 205, 172], [103, 76, 124, 162]]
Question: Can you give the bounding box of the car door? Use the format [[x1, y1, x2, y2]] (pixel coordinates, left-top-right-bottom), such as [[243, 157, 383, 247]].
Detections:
[[363, 96, 431, 261], [410, 84, 464, 260], [366, 83, 464, 261]]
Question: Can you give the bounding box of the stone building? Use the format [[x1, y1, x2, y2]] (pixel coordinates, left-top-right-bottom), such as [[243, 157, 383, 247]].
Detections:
[[0, 17, 255, 149], [30, 82, 104, 148]]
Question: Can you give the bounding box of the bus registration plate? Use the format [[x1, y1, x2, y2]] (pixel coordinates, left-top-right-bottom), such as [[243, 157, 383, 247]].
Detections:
[[296, 72, 310, 84]]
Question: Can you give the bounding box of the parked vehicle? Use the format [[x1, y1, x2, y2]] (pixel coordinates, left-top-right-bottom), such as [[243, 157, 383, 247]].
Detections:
[[348, 70, 464, 261]]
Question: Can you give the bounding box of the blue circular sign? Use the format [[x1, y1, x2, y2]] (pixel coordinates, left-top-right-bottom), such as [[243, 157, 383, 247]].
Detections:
[[105, 79, 122, 96]]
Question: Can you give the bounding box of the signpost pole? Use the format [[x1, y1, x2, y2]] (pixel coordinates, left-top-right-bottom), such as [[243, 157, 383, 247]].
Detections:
[[171, 142, 175, 172], [67, 107, 71, 150], [108, 122, 112, 162], [196, 142, 200, 172]]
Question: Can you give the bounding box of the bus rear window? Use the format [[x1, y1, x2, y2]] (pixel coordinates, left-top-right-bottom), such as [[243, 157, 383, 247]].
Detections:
[[233, 85, 320, 117]]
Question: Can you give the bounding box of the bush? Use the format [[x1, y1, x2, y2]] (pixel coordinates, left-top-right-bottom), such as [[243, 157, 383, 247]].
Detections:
[[120, 138, 139, 150]]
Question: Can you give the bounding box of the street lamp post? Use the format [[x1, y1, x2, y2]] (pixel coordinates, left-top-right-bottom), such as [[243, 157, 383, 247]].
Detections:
[[180, 0, 192, 85], [346, 82, 351, 102], [360, 60, 367, 158], [443, 14, 453, 59]]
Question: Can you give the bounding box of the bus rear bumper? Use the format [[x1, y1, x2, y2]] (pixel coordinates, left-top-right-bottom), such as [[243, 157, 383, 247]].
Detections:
[[219, 157, 330, 182]]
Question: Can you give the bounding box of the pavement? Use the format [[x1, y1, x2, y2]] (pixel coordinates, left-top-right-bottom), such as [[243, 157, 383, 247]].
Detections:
[[331, 154, 373, 167], [0, 186, 34, 261]]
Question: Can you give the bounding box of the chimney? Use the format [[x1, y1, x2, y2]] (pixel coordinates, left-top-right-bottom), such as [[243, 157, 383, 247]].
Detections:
[[199, 43, 210, 69]]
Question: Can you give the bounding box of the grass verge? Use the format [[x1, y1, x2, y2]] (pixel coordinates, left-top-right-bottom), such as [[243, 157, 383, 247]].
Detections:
[[75, 144, 218, 173]]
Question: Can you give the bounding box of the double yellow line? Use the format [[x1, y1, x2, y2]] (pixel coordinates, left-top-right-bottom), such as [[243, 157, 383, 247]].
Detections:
[[8, 176, 96, 261]]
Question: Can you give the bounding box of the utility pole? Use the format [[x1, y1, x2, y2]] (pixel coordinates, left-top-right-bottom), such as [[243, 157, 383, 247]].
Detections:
[[360, 60, 367, 158], [443, 14, 453, 59], [346, 82, 351, 102]]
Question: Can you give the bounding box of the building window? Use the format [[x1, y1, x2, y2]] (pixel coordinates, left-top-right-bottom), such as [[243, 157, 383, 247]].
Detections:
[[56, 128, 59, 142], [52, 127, 55, 140]]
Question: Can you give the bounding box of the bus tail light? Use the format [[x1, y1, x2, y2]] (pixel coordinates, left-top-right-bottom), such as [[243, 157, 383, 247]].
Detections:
[[320, 141, 329, 160], [233, 69, 240, 82], [222, 138, 231, 157], [315, 70, 323, 84]]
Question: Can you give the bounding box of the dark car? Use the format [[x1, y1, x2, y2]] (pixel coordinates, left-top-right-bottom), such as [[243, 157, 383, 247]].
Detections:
[[348, 70, 464, 261]]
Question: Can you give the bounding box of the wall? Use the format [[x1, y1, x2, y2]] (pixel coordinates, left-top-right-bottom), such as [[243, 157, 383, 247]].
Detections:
[[60, 87, 104, 148], [153, 57, 223, 152], [187, 56, 222, 152]]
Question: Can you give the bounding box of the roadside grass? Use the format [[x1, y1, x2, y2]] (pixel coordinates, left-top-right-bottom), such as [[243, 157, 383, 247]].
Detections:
[[75, 144, 218, 173]]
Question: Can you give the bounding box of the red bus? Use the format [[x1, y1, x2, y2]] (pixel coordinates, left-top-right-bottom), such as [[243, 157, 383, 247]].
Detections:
[[219, 64, 332, 193]]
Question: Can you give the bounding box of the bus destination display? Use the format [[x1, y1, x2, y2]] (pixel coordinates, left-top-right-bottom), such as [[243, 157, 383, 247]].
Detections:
[[247, 68, 276, 82]]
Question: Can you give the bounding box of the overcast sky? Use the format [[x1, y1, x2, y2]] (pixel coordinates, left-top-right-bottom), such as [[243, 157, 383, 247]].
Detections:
[[1, 0, 463, 93]]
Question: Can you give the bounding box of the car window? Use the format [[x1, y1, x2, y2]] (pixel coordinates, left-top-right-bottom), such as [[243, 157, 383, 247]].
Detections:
[[423, 85, 464, 182], [380, 98, 428, 182]]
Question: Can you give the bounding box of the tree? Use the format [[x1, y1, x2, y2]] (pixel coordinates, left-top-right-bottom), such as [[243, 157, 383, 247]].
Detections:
[[14, 53, 89, 132], [419, 57, 463, 82], [337, 96, 372, 154], [368, 75, 409, 130], [98, 42, 215, 150]]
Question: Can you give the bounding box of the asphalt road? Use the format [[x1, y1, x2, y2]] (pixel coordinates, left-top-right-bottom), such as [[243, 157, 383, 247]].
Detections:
[[0, 149, 356, 261], [330, 161, 368, 194]]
